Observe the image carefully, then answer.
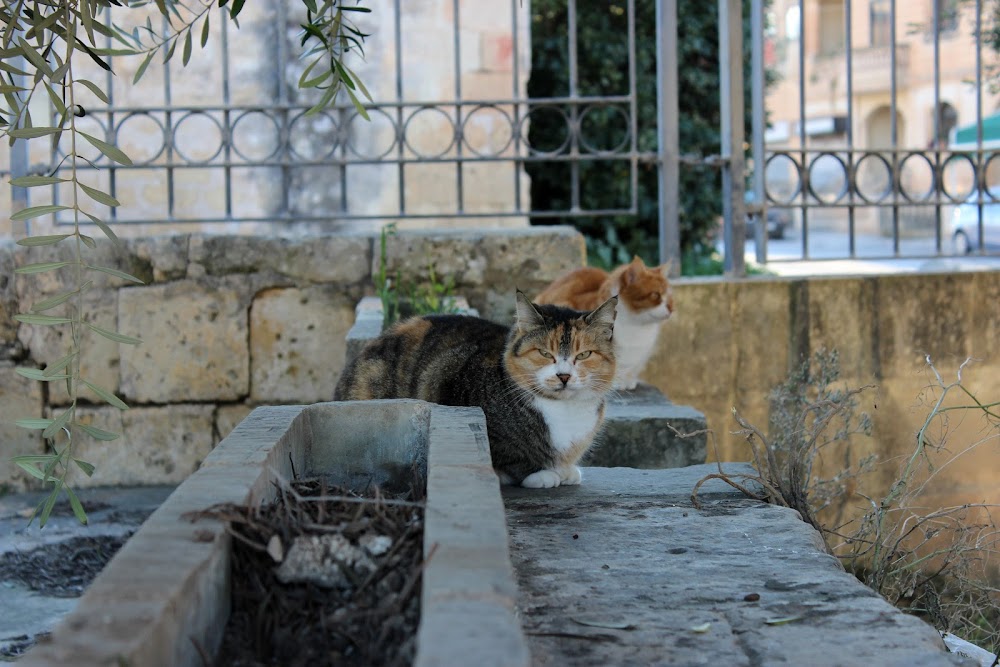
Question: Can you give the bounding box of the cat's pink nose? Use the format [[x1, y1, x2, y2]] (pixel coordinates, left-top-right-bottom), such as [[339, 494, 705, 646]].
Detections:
[[556, 373, 571, 385]]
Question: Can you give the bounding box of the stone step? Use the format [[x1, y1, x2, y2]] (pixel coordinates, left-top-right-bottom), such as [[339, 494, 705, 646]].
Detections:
[[591, 383, 707, 469]]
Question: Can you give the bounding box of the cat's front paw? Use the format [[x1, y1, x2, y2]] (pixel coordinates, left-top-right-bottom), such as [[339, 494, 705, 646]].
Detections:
[[613, 377, 639, 391], [521, 469, 562, 489], [558, 465, 582, 485]]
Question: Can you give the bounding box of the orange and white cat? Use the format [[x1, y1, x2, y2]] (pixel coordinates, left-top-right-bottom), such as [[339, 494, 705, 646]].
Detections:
[[535, 256, 673, 390]]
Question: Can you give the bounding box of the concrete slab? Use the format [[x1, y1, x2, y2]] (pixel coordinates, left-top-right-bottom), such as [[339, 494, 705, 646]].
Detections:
[[504, 465, 975, 667]]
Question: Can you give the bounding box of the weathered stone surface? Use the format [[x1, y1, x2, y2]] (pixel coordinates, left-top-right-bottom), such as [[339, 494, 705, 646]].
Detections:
[[250, 286, 354, 403], [189, 234, 372, 284], [505, 465, 973, 667], [17, 289, 120, 406], [342, 295, 478, 367], [420, 405, 530, 667], [72, 404, 215, 487], [875, 273, 972, 380], [0, 362, 42, 491], [128, 235, 190, 282], [215, 404, 254, 443], [119, 280, 249, 403], [590, 383, 707, 468], [377, 226, 585, 321], [13, 239, 153, 303]]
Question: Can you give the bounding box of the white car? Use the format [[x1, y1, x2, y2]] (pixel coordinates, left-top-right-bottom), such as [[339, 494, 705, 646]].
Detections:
[[952, 188, 1000, 254]]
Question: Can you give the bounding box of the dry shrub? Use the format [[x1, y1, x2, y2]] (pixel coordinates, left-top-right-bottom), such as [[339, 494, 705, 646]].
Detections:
[[697, 350, 1000, 655]]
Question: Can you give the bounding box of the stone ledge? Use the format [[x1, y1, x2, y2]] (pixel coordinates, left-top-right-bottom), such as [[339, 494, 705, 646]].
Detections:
[[504, 465, 975, 667]]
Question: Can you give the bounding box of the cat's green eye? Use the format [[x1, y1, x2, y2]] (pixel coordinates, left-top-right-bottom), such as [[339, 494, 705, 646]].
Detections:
[[537, 349, 554, 360], [575, 351, 592, 361]]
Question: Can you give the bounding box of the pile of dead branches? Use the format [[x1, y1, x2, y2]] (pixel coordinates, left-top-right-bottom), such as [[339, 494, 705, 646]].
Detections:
[[192, 477, 426, 667]]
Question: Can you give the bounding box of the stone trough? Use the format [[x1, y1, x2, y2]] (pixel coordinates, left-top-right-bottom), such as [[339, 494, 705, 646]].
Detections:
[[20, 400, 529, 667]]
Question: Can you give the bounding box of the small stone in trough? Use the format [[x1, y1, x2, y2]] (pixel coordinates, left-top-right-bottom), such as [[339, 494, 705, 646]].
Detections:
[[359, 533, 393, 557], [274, 534, 375, 588]]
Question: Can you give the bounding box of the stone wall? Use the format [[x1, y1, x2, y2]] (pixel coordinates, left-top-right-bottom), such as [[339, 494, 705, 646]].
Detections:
[[3, 229, 997, 519], [646, 271, 1000, 514], [0, 227, 584, 490]]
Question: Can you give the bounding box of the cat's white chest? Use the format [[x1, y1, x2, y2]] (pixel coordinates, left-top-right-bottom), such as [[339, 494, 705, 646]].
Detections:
[[533, 396, 602, 453]]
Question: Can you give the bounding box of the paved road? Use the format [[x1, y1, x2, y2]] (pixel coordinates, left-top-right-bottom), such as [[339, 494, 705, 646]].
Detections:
[[720, 230, 1000, 277]]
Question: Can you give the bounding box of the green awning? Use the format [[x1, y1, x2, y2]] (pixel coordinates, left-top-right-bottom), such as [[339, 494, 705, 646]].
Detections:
[[950, 111, 1000, 148]]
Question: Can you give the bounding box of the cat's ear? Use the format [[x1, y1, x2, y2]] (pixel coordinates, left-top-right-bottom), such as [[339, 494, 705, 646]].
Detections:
[[623, 255, 644, 286], [585, 295, 617, 340], [514, 290, 545, 331]]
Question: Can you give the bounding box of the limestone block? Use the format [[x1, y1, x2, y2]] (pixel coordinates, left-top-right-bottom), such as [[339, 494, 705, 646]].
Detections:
[[215, 404, 254, 444], [0, 362, 43, 491], [119, 281, 249, 403], [189, 234, 371, 285], [250, 286, 354, 403], [128, 235, 190, 282], [14, 240, 153, 304], [17, 290, 120, 406], [378, 227, 585, 322], [377, 230, 483, 287], [72, 404, 215, 487], [477, 226, 585, 286]]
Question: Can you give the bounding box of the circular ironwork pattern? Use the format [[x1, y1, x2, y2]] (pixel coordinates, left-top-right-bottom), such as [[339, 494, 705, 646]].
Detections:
[[762, 148, 997, 207], [54, 102, 637, 170]]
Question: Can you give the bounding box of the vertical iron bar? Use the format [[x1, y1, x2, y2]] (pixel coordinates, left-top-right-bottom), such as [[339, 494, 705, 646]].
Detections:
[[975, 0, 984, 253], [275, 0, 293, 220], [889, 0, 899, 255], [511, 0, 522, 213], [453, 0, 464, 214], [627, 0, 638, 221], [163, 13, 175, 220], [720, 0, 746, 276], [394, 0, 405, 215], [221, 12, 233, 220], [104, 5, 117, 224], [751, 0, 766, 264], [932, 0, 941, 254], [798, 0, 808, 258], [846, 0, 855, 257], [568, 0, 581, 213], [655, 0, 680, 271]]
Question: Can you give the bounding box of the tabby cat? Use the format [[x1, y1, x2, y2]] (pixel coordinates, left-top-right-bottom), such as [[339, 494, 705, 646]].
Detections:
[[535, 255, 673, 390], [334, 291, 617, 488]]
